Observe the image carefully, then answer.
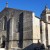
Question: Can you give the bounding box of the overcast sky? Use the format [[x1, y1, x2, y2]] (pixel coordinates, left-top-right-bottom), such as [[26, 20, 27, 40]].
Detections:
[[0, 0, 50, 17]]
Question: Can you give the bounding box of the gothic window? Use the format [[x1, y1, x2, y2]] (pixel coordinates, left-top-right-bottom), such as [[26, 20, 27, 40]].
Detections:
[[4, 16, 7, 30], [48, 16, 50, 21]]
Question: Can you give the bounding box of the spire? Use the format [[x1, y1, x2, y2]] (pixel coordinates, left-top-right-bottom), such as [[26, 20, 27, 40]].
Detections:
[[45, 5, 48, 9], [6, 2, 8, 8]]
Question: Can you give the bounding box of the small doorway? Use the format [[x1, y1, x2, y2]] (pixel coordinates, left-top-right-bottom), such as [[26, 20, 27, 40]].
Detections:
[[1, 35, 5, 48]]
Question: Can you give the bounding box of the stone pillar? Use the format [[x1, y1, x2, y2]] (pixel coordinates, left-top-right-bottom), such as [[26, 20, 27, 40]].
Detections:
[[48, 24, 50, 45], [32, 12, 36, 43], [9, 17, 14, 49], [9, 17, 14, 40], [11, 17, 14, 40], [3, 18, 4, 30], [41, 21, 46, 47]]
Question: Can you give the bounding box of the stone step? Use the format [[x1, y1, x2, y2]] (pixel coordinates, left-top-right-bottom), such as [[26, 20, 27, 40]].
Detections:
[[10, 48, 23, 50], [0, 48, 5, 50]]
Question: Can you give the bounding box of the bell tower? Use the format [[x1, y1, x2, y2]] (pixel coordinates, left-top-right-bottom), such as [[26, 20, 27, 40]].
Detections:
[[41, 5, 50, 23], [40, 6, 50, 48]]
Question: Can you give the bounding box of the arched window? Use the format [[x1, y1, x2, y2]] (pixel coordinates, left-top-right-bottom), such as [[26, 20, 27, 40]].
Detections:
[[4, 16, 7, 30]]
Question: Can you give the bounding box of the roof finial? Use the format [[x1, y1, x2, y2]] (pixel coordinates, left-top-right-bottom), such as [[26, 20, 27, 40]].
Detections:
[[6, 2, 8, 8]]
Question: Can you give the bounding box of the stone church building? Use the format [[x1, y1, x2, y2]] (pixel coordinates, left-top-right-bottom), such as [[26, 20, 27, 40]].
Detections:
[[0, 3, 50, 50]]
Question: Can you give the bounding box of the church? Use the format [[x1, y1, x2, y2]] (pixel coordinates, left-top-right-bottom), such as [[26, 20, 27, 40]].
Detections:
[[0, 2, 50, 50]]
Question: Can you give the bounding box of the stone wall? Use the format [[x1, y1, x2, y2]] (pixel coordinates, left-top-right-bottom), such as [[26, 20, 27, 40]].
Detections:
[[32, 13, 40, 43], [0, 8, 41, 50]]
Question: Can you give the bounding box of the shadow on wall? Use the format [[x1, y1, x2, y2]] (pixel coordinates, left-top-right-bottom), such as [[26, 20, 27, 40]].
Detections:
[[23, 43, 45, 50], [6, 19, 10, 50], [18, 12, 23, 48], [1, 35, 5, 48]]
